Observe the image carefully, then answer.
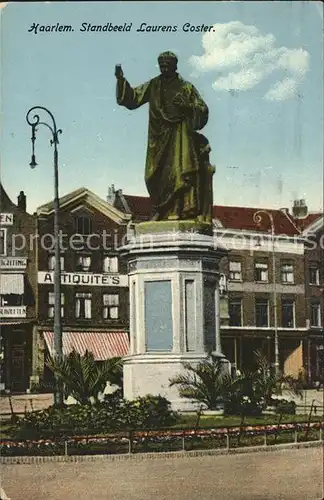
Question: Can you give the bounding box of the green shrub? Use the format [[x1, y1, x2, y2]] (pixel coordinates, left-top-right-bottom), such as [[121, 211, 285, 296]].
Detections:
[[274, 399, 296, 415], [17, 395, 178, 439]]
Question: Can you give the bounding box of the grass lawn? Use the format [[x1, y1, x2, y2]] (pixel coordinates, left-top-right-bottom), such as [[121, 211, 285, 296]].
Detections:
[[173, 413, 323, 429]]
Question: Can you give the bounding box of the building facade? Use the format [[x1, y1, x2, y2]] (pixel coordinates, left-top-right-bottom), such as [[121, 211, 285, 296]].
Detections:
[[303, 216, 324, 383], [33, 187, 131, 387], [0, 185, 37, 392], [216, 222, 307, 377]]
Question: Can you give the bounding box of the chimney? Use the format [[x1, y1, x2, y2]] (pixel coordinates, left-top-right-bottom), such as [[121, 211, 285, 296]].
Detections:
[[17, 191, 26, 212], [292, 199, 308, 219], [107, 184, 116, 205]]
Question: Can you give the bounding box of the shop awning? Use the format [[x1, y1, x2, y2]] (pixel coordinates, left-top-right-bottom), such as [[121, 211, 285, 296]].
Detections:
[[0, 274, 24, 294], [43, 331, 129, 360]]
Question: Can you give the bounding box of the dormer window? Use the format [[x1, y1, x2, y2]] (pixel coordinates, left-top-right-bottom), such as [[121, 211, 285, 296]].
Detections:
[[75, 215, 92, 235]]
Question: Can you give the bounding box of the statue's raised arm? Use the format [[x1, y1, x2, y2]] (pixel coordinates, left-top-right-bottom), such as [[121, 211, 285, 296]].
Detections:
[[115, 64, 151, 110]]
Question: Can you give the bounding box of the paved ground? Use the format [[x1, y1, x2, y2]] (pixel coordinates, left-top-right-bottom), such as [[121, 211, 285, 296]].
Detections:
[[1, 447, 323, 500], [1, 389, 323, 416], [0, 393, 54, 416]]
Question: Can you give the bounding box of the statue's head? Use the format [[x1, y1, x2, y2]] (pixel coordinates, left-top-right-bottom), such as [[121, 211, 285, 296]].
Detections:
[[158, 51, 178, 77]]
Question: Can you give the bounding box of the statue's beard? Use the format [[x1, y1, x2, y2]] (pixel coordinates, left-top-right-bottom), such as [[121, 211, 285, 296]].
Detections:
[[160, 70, 177, 79]]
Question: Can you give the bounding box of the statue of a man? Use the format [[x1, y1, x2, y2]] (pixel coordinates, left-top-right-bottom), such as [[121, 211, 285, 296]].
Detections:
[[115, 52, 214, 223]]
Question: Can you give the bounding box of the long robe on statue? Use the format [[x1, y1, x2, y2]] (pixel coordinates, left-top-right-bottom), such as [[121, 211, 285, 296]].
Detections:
[[116, 73, 210, 220]]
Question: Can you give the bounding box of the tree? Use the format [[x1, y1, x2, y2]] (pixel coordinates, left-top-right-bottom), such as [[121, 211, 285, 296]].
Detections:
[[46, 349, 123, 405], [169, 354, 231, 410]]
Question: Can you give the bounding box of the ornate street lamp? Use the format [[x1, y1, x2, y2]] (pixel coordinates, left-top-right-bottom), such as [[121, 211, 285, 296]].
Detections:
[[253, 209, 279, 376], [26, 106, 63, 405]]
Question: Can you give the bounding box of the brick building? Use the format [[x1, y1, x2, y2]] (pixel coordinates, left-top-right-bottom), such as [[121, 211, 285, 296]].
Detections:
[[0, 184, 37, 392], [302, 215, 324, 383], [213, 206, 306, 377], [108, 186, 322, 379], [33, 187, 131, 387]]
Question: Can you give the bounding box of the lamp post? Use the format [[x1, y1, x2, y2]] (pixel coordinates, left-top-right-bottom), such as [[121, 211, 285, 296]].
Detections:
[[26, 106, 63, 405], [253, 210, 279, 376]]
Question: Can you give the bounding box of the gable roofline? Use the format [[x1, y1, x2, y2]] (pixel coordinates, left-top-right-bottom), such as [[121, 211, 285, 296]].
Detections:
[[281, 210, 302, 235], [301, 215, 324, 236], [36, 187, 131, 224]]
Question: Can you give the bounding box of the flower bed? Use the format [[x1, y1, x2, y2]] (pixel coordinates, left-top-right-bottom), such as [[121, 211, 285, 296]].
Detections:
[[1, 421, 322, 457]]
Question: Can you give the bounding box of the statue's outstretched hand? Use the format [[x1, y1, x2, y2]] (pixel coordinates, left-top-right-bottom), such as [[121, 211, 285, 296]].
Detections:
[[115, 65, 124, 79]]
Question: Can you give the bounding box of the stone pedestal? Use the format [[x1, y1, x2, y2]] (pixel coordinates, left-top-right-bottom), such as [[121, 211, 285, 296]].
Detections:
[[121, 223, 229, 411]]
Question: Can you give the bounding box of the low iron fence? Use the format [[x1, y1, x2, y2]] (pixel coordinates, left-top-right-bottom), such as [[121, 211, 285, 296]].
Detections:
[[1, 421, 322, 457]]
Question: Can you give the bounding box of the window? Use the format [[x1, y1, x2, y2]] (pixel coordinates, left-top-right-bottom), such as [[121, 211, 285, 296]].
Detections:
[[48, 293, 65, 318], [48, 255, 65, 271], [1, 295, 23, 307], [281, 263, 294, 283], [229, 298, 242, 326], [229, 261, 242, 281], [103, 256, 118, 273], [75, 216, 92, 235], [219, 273, 227, 296], [254, 261, 268, 282], [76, 255, 91, 271], [311, 303, 321, 327], [281, 299, 295, 328], [75, 292, 92, 319], [103, 294, 119, 319], [309, 264, 320, 285], [0, 229, 6, 256], [255, 298, 269, 327]]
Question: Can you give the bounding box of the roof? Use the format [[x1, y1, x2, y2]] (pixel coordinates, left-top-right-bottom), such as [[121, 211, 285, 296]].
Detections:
[[118, 193, 301, 235], [37, 187, 131, 224], [122, 194, 154, 221], [301, 215, 324, 236], [293, 213, 323, 232], [0, 183, 14, 211], [213, 205, 301, 236], [43, 330, 129, 360]]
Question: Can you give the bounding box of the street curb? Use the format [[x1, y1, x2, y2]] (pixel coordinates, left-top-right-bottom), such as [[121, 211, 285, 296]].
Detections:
[[1, 440, 322, 465]]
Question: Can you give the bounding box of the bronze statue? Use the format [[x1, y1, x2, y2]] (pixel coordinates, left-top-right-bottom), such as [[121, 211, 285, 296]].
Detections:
[[115, 52, 214, 224]]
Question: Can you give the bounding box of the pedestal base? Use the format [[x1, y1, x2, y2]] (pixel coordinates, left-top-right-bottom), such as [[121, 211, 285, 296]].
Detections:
[[123, 352, 229, 411], [121, 227, 229, 412]]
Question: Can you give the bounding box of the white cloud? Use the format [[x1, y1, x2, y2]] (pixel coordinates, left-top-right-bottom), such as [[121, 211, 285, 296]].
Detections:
[[264, 77, 299, 102], [189, 21, 310, 101]]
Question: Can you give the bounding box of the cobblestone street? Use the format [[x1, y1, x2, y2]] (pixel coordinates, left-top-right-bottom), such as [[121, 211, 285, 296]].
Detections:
[[1, 447, 323, 500]]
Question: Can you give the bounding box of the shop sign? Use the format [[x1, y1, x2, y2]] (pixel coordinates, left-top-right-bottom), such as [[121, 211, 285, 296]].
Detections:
[[0, 306, 26, 318], [0, 213, 13, 226], [38, 272, 128, 287], [0, 257, 27, 269]]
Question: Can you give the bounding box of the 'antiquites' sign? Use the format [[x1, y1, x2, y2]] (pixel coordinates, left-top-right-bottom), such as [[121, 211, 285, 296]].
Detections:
[[37, 272, 128, 287]]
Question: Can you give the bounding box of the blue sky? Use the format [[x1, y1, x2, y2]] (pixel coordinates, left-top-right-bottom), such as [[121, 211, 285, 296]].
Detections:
[[0, 1, 323, 214]]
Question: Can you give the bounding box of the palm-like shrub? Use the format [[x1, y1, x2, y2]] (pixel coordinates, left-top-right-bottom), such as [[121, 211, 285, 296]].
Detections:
[[169, 354, 231, 410], [46, 349, 123, 405], [226, 351, 303, 415], [169, 350, 303, 415], [251, 350, 303, 406]]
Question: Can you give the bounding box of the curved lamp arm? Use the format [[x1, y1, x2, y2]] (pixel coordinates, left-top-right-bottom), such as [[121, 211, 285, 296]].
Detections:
[[26, 106, 62, 167]]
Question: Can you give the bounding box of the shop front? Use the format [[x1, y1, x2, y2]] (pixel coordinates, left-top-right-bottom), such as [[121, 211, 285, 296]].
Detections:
[[0, 321, 34, 393]]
